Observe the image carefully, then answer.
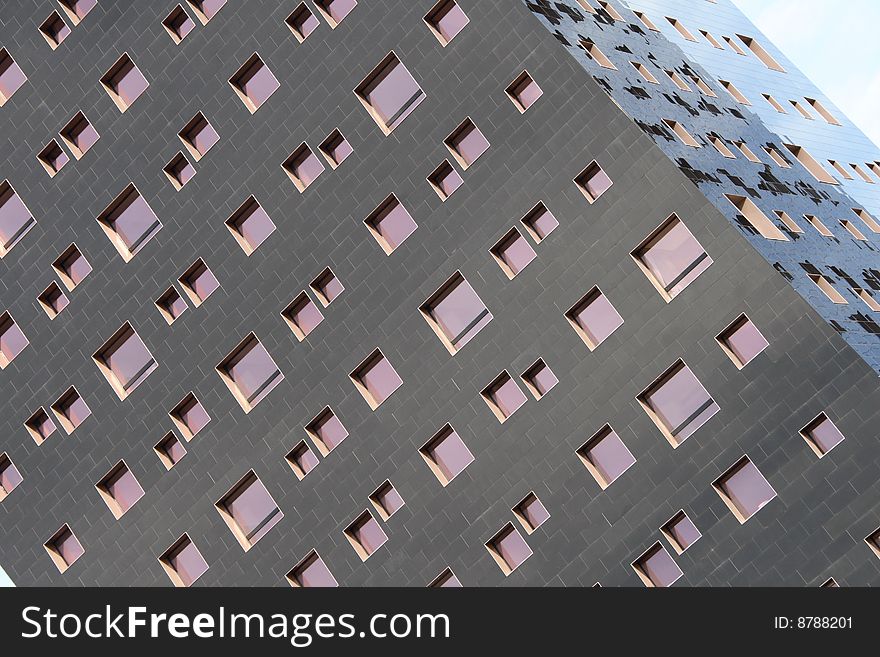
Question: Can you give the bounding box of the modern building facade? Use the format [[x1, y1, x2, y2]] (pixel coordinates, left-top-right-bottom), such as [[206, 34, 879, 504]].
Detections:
[[0, 0, 879, 587]]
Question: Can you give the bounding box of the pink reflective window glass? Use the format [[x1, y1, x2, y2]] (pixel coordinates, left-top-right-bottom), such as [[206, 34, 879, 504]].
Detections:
[[312, 410, 348, 451], [496, 231, 536, 275], [184, 116, 219, 156], [426, 276, 492, 350], [493, 526, 532, 570], [177, 396, 210, 436], [0, 52, 27, 100], [0, 185, 34, 249], [41, 142, 69, 172], [184, 262, 220, 302], [487, 374, 527, 418], [371, 198, 417, 250], [433, 570, 462, 587], [238, 60, 279, 108], [578, 164, 613, 200], [106, 465, 144, 514], [291, 443, 319, 475], [644, 363, 718, 443], [161, 289, 187, 320], [639, 545, 682, 587], [638, 218, 711, 298], [290, 147, 324, 188], [314, 270, 343, 303], [523, 203, 558, 240], [449, 121, 489, 166], [65, 114, 99, 154], [431, 162, 463, 197], [169, 539, 208, 586], [290, 5, 320, 38], [720, 459, 776, 520], [805, 415, 845, 455], [161, 435, 187, 465], [585, 429, 635, 485], [102, 328, 156, 391], [0, 457, 23, 494], [510, 73, 542, 110], [665, 512, 701, 551], [572, 291, 623, 347], [58, 391, 91, 428], [427, 427, 474, 482], [43, 285, 69, 314], [723, 317, 768, 366], [295, 554, 338, 587], [318, 0, 356, 22], [29, 409, 57, 441], [108, 59, 149, 107], [167, 7, 194, 39], [375, 483, 404, 516], [54, 528, 84, 565], [0, 315, 28, 363], [322, 132, 352, 165], [359, 354, 402, 405], [518, 494, 550, 531], [361, 57, 425, 131], [429, 0, 469, 43], [64, 0, 97, 19], [60, 248, 92, 285], [524, 360, 558, 397], [352, 514, 388, 555], [227, 340, 281, 404], [109, 192, 160, 253], [193, 0, 226, 20], [167, 154, 195, 185], [290, 295, 323, 337], [225, 476, 281, 544], [233, 202, 275, 250]]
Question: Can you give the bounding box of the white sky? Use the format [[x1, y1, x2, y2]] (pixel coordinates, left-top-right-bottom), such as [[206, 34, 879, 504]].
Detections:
[[733, 0, 880, 148]]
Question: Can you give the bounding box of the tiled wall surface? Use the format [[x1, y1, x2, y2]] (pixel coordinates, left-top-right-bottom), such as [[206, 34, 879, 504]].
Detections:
[[1, 0, 879, 586]]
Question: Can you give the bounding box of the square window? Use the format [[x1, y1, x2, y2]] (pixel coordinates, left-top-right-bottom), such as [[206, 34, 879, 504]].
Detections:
[[286, 3, 320, 42], [0, 453, 23, 502], [155, 431, 187, 470], [100, 53, 149, 112], [521, 358, 558, 400], [60, 111, 99, 159], [229, 53, 280, 113], [159, 534, 209, 587], [169, 392, 211, 441], [506, 70, 542, 112], [632, 214, 712, 301], [0, 312, 29, 368], [96, 460, 145, 519], [577, 425, 636, 489], [428, 160, 463, 200], [632, 542, 682, 587], [0, 49, 27, 106], [226, 196, 276, 254], [286, 440, 320, 480], [521, 202, 558, 242], [490, 227, 536, 279], [318, 129, 353, 169], [179, 258, 220, 307], [287, 551, 338, 587], [314, 0, 357, 28], [429, 568, 461, 587], [866, 528, 880, 559], [716, 314, 769, 369], [565, 287, 624, 350], [215, 470, 283, 550], [58, 0, 97, 25], [40, 11, 71, 49], [187, 0, 226, 25], [821, 577, 839, 587], [282, 143, 325, 192], [93, 322, 157, 400], [513, 492, 550, 534], [364, 194, 417, 255], [481, 371, 527, 423], [38, 139, 70, 177], [310, 267, 344, 306], [350, 349, 402, 410], [51, 386, 91, 434], [156, 286, 188, 325], [638, 360, 718, 447], [369, 480, 405, 520], [25, 407, 57, 445], [281, 291, 324, 341], [38, 281, 70, 319], [420, 424, 474, 486], [163, 5, 195, 43], [216, 334, 284, 413], [163, 152, 195, 191], [355, 52, 425, 135], [713, 456, 777, 523], [420, 271, 492, 355], [486, 523, 532, 575], [44, 524, 84, 573], [345, 510, 388, 561], [96, 184, 162, 262], [305, 407, 349, 456], [178, 112, 219, 161], [0, 180, 36, 257], [424, 0, 469, 46], [800, 412, 845, 458], [660, 510, 701, 554], [574, 160, 613, 203], [445, 117, 489, 170]]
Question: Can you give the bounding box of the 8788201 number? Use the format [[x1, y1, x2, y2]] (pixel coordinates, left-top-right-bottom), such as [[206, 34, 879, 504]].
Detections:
[[797, 617, 852, 629]]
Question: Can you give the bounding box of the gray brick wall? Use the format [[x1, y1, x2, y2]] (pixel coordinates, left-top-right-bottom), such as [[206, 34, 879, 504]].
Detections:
[[0, 0, 878, 586]]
